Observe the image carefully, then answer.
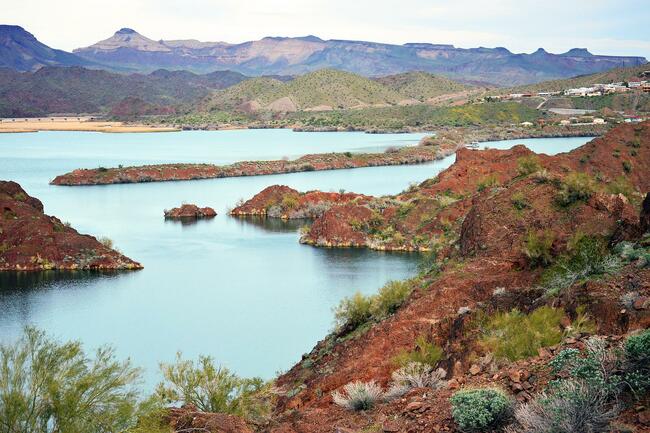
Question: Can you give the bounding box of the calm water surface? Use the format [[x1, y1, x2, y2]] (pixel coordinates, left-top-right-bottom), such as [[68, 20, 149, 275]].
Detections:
[[0, 129, 592, 388]]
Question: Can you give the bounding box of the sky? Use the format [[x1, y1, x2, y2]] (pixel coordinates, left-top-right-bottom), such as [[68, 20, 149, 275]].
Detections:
[[6, 0, 650, 58]]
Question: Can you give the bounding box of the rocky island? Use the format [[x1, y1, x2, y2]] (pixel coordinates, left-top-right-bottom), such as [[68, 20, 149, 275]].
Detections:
[[0, 181, 142, 271], [164, 204, 217, 219]]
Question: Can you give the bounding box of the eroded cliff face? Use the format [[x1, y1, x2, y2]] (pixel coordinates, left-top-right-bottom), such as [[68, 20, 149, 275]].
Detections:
[[0, 181, 142, 271], [222, 122, 649, 433]]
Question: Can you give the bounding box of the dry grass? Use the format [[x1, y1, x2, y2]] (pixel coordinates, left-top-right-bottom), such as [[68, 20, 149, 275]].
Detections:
[[0, 120, 179, 134]]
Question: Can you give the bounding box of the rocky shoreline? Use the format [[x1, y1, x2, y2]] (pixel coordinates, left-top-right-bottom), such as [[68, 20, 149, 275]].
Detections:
[[0, 181, 142, 271], [51, 124, 608, 186], [50, 142, 457, 186]]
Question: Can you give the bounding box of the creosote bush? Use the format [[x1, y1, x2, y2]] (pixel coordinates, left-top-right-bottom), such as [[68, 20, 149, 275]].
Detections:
[[450, 388, 512, 432], [392, 335, 444, 367], [480, 306, 565, 361], [156, 352, 270, 421], [333, 279, 416, 332], [331, 381, 383, 411], [517, 155, 542, 176], [555, 172, 596, 206], [541, 236, 621, 295], [99, 236, 114, 249], [522, 230, 554, 267]]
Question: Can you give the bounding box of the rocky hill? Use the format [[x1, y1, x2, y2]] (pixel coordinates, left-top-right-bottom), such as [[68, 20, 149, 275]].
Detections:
[[0, 66, 247, 117], [374, 71, 477, 102], [203, 69, 411, 112], [0, 181, 142, 270], [212, 121, 650, 433], [72, 28, 648, 86], [0, 25, 94, 71]]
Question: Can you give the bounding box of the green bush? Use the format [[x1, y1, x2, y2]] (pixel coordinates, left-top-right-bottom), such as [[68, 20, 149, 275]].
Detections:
[[542, 236, 621, 295], [522, 229, 555, 267], [450, 388, 512, 432], [622, 160, 632, 173], [334, 280, 416, 332], [477, 174, 500, 192], [511, 191, 528, 210], [0, 327, 142, 433], [480, 306, 564, 361], [392, 335, 444, 367], [371, 280, 413, 318], [624, 329, 650, 393], [556, 172, 596, 206], [156, 353, 270, 420], [517, 155, 542, 176], [333, 292, 373, 330]]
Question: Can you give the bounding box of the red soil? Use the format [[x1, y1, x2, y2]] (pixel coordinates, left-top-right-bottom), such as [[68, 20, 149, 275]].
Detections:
[[0, 181, 142, 271], [224, 122, 649, 433]]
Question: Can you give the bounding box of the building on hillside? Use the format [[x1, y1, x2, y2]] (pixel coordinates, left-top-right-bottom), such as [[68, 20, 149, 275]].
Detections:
[[628, 79, 644, 88], [559, 119, 571, 126], [520, 121, 534, 127], [643, 83, 650, 94], [593, 118, 606, 124]]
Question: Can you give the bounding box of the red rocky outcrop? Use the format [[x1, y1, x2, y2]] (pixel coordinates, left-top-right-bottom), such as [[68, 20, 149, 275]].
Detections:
[[164, 204, 217, 219], [0, 181, 142, 271]]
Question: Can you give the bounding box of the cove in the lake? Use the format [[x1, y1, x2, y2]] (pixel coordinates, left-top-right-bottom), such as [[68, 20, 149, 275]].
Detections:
[[0, 129, 593, 389]]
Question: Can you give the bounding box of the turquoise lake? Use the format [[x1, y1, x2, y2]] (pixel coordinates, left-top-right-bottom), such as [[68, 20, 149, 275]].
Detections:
[[0, 129, 592, 388]]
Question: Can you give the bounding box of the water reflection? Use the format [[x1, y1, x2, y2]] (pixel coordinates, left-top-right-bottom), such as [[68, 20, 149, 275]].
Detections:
[[0, 270, 129, 292], [231, 215, 312, 233]]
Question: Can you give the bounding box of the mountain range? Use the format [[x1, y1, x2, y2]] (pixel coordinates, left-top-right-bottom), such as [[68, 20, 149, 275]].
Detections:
[[1, 25, 647, 86]]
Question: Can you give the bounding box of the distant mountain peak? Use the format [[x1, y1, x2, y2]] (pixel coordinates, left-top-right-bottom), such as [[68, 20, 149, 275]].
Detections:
[[0, 24, 92, 71], [116, 28, 138, 35], [562, 48, 593, 57]]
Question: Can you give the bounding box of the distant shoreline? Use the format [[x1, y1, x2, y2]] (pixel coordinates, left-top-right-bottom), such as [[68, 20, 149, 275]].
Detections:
[[0, 120, 180, 134]]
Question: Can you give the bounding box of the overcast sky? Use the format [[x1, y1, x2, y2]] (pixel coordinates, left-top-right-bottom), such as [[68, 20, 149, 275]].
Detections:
[[6, 0, 650, 58]]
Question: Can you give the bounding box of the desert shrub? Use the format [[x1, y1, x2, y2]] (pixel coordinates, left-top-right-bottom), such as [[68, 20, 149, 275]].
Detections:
[[332, 381, 383, 411], [511, 192, 528, 210], [606, 176, 636, 201], [0, 327, 142, 433], [532, 169, 553, 183], [509, 380, 618, 433], [541, 236, 621, 295], [477, 174, 500, 192], [517, 155, 542, 176], [450, 388, 512, 432], [396, 201, 415, 218], [622, 160, 632, 173], [333, 292, 373, 331], [522, 230, 554, 267], [549, 338, 621, 394], [564, 305, 597, 336], [556, 172, 596, 206], [393, 335, 444, 367], [99, 236, 114, 249], [156, 353, 270, 420], [480, 307, 564, 361], [615, 241, 650, 268], [281, 195, 299, 210], [623, 329, 650, 394], [385, 362, 446, 400], [371, 280, 413, 318]]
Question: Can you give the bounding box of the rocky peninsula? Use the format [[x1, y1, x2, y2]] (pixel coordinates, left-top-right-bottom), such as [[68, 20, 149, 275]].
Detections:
[[0, 181, 142, 271], [50, 124, 607, 186]]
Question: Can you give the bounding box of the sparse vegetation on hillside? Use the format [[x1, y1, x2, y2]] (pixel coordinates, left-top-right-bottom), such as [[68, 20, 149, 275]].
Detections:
[[450, 388, 513, 432], [375, 71, 473, 102]]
